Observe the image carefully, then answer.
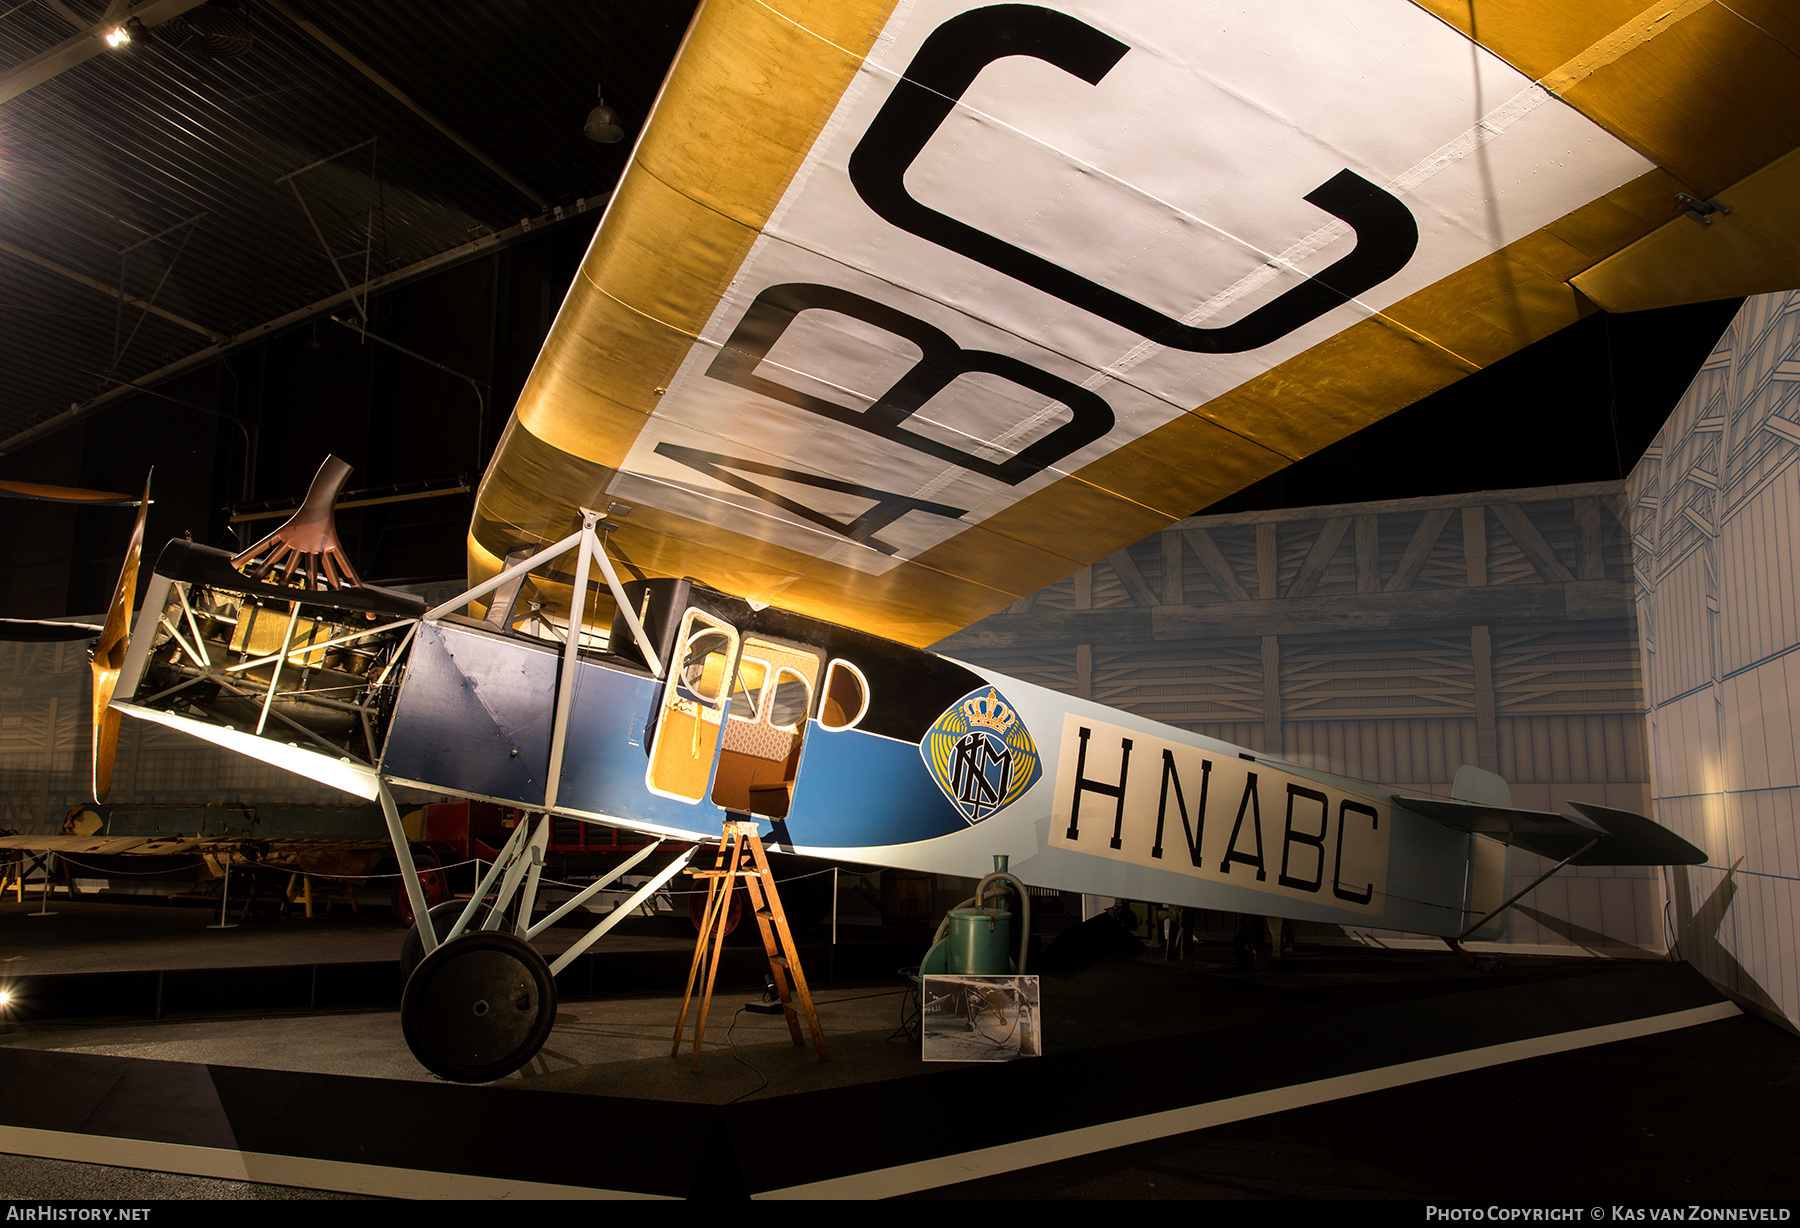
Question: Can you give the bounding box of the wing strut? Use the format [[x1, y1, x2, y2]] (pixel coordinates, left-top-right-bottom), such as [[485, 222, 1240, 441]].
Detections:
[[377, 779, 437, 958], [584, 521, 661, 676], [424, 512, 663, 679]]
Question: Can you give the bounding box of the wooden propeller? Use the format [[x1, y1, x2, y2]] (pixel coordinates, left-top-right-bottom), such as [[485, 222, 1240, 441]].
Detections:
[[0, 480, 138, 505], [91, 476, 151, 804]]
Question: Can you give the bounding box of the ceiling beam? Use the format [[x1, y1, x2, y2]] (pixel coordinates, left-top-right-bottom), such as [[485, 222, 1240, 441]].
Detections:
[[0, 195, 606, 458], [265, 0, 550, 210], [934, 580, 1635, 650], [0, 0, 209, 106], [0, 237, 223, 341]]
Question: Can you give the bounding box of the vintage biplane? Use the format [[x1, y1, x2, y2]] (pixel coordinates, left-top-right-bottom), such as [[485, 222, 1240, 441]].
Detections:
[[95, 0, 1792, 1080]]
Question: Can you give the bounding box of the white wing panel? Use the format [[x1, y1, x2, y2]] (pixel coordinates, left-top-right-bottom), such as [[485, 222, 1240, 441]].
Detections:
[[604, 0, 1650, 574]]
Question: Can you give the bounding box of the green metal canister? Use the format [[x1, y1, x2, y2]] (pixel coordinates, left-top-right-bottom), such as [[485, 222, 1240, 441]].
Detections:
[[947, 906, 1012, 974]]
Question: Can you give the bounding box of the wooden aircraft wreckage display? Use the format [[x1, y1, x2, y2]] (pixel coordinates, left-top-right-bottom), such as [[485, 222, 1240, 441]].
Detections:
[[95, 0, 1776, 1080]]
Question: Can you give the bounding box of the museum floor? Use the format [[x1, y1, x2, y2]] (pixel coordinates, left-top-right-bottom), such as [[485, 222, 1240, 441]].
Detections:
[[0, 897, 1793, 1201]]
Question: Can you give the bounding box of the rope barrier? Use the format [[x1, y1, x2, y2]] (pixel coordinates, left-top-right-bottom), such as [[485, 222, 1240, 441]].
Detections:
[[31, 847, 873, 901]]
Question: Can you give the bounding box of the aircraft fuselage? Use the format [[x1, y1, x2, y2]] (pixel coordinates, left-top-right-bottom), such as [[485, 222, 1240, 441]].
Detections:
[[117, 549, 1480, 937], [372, 578, 1476, 936]]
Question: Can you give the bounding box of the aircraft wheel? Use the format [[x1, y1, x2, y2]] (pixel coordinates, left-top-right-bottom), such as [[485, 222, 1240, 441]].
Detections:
[[389, 848, 447, 926], [401, 930, 556, 1083], [399, 900, 497, 983], [689, 880, 747, 940]]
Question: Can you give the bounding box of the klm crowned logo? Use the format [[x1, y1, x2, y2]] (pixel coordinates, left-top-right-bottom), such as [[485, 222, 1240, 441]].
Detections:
[[922, 686, 1042, 824]]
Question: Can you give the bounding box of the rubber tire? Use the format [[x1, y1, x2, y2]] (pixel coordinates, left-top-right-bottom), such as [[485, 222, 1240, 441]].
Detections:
[[400, 930, 557, 1083], [399, 899, 497, 983]]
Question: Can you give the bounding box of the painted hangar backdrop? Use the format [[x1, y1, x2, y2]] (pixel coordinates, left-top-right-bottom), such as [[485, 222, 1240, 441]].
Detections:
[[937, 481, 1656, 956]]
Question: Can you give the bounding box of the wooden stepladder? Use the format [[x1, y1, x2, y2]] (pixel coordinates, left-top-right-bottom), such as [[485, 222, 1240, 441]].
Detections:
[[672, 819, 829, 1071]]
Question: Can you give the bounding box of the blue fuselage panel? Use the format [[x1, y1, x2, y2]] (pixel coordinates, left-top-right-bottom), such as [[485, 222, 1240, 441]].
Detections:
[[782, 726, 964, 847], [381, 621, 731, 837], [382, 622, 964, 846], [553, 655, 728, 836], [379, 622, 558, 807]]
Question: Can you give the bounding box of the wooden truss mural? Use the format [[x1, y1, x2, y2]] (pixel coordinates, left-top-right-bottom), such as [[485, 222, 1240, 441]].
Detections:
[[941, 480, 1659, 951]]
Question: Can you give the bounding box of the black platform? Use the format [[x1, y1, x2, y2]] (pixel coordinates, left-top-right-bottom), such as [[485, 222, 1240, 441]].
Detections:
[[0, 899, 1791, 1201]]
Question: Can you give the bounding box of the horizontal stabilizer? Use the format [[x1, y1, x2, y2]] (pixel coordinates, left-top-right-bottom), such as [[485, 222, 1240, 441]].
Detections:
[[1393, 795, 1705, 866], [1565, 802, 1707, 867], [1392, 796, 1601, 862]]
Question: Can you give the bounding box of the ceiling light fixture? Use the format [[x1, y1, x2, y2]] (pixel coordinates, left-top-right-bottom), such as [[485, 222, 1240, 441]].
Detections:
[[104, 17, 146, 49], [584, 85, 624, 144]]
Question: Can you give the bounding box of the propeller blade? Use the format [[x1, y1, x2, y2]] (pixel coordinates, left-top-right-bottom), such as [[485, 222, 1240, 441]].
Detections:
[[93, 706, 122, 804], [91, 473, 151, 803], [0, 480, 139, 505]]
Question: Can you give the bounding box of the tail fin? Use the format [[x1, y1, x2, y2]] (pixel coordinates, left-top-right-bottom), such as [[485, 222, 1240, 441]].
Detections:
[[1452, 764, 1511, 807]]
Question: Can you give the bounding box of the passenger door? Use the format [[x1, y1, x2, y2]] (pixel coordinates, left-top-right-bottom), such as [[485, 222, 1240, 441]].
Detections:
[[645, 608, 738, 803]]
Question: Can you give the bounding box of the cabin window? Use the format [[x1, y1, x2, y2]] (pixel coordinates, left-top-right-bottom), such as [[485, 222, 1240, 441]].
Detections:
[[729, 656, 770, 722], [769, 668, 812, 730], [679, 625, 735, 704], [710, 635, 820, 819], [819, 658, 869, 731]]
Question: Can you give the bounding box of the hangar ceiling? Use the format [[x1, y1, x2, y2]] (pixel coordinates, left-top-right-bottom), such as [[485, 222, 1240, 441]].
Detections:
[[0, 0, 696, 444], [0, 1, 1753, 619]]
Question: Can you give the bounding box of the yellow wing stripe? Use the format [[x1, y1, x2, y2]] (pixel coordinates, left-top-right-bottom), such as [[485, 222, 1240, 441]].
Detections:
[[1413, 0, 1800, 194], [1575, 148, 1800, 311], [505, 0, 895, 468]]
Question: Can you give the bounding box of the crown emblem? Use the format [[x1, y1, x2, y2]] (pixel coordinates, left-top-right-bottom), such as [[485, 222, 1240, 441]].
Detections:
[[962, 689, 1015, 734], [923, 683, 1042, 825]]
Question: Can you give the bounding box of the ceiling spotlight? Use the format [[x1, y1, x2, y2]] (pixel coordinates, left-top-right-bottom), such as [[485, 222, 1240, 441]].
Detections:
[[104, 17, 146, 48], [584, 85, 624, 144]]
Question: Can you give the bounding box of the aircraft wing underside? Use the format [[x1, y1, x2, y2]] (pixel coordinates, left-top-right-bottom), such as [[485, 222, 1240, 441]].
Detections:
[[470, 0, 1800, 647]]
